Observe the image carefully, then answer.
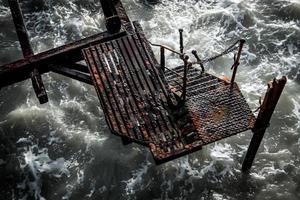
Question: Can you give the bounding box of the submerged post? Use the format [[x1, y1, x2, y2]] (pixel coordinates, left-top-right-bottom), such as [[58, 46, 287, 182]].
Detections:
[[231, 39, 245, 85], [242, 76, 287, 172], [8, 0, 48, 104]]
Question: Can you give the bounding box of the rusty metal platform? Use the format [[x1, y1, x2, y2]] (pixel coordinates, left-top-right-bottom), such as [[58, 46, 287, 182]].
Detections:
[[0, 0, 286, 172], [82, 24, 256, 163], [165, 67, 256, 145]]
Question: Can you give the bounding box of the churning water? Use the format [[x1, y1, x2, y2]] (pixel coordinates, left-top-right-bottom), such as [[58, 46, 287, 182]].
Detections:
[[0, 0, 300, 199]]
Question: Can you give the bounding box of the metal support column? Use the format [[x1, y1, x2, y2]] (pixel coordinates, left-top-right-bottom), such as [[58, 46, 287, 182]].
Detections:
[[99, 0, 121, 34], [242, 76, 287, 172], [8, 0, 48, 104]]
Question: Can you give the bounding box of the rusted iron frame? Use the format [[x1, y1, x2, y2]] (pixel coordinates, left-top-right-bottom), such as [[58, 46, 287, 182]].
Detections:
[[8, 0, 32, 58], [230, 39, 245, 85], [181, 55, 191, 102], [8, 0, 48, 104], [0, 0, 129, 89], [61, 63, 90, 74], [130, 37, 180, 139], [132, 22, 178, 108], [170, 78, 184, 88], [242, 76, 287, 172], [120, 38, 163, 141], [0, 31, 126, 88], [147, 42, 185, 78], [148, 42, 188, 93], [49, 64, 92, 85], [148, 42, 182, 55], [99, 0, 121, 34]]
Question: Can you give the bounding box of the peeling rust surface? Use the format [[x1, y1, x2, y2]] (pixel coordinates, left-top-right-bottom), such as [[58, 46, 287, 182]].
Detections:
[[165, 66, 256, 145], [83, 32, 204, 163], [83, 23, 256, 163]]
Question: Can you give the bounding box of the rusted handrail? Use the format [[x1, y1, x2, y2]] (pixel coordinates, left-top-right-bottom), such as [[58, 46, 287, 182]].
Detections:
[[148, 42, 183, 56], [181, 55, 191, 101], [231, 39, 245, 85], [148, 32, 191, 102]]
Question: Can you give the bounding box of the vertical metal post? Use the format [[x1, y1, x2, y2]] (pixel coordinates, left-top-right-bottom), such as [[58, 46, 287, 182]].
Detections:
[[160, 47, 165, 72], [242, 76, 287, 172], [231, 39, 245, 85], [179, 29, 184, 54], [99, 0, 121, 34], [8, 0, 48, 104], [8, 0, 33, 57], [181, 56, 189, 102], [192, 50, 205, 73]]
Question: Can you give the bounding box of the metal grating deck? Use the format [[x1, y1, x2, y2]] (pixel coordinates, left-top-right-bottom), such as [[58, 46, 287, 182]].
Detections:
[[165, 66, 256, 145]]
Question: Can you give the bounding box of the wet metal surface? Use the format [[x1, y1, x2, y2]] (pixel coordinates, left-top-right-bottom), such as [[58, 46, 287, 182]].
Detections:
[[165, 66, 256, 145], [83, 24, 256, 163]]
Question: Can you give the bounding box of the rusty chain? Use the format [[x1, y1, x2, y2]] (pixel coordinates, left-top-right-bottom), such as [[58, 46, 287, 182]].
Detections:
[[192, 40, 242, 65]]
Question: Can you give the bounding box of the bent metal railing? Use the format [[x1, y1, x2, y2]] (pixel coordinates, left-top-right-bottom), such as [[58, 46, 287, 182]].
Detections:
[[149, 29, 246, 103]]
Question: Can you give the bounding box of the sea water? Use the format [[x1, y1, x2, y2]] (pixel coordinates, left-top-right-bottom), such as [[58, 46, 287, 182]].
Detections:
[[0, 0, 299, 199]]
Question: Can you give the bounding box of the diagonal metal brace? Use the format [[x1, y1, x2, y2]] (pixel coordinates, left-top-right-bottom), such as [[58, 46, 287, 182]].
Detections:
[[192, 50, 205, 73]]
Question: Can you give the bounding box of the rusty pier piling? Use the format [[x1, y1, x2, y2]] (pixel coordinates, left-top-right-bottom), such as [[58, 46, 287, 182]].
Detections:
[[242, 77, 287, 172]]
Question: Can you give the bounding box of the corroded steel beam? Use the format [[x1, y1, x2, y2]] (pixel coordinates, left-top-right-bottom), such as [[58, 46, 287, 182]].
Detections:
[[8, 0, 48, 104], [242, 76, 287, 172], [0, 31, 126, 88], [8, 0, 33, 57], [0, 0, 131, 89], [50, 64, 92, 85], [99, 0, 121, 34]]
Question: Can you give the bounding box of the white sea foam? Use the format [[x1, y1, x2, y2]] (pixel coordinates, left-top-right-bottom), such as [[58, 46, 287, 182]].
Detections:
[[124, 159, 152, 196], [1, 0, 300, 199], [19, 144, 69, 199]]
